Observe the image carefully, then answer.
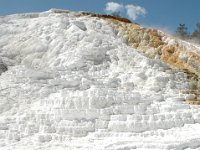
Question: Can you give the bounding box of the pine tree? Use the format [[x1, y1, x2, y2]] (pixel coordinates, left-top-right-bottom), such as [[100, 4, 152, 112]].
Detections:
[[176, 24, 189, 40], [191, 23, 200, 43]]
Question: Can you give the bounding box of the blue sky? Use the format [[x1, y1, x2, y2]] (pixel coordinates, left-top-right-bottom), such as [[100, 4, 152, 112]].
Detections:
[[0, 0, 200, 33]]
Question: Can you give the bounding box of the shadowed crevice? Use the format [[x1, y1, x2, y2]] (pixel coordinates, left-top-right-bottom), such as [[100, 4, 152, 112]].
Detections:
[[0, 61, 8, 75]]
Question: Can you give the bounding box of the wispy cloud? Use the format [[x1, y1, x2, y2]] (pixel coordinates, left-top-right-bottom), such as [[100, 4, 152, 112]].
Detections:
[[125, 4, 146, 20], [105, 2, 124, 14], [105, 2, 147, 21]]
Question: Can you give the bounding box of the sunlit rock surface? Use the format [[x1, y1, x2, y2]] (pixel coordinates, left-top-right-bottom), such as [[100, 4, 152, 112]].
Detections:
[[0, 9, 200, 149], [106, 17, 200, 79]]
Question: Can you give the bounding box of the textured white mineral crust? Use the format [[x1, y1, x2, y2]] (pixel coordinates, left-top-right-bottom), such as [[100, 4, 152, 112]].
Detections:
[[0, 9, 200, 149]]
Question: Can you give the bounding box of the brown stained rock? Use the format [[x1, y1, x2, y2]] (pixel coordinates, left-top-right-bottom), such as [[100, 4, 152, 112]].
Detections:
[[161, 46, 181, 65], [186, 100, 200, 105], [80, 12, 200, 104], [103, 18, 200, 80], [81, 12, 133, 24]]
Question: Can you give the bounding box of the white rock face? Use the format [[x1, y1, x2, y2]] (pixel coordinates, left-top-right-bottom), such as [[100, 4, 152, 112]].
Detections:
[[0, 9, 200, 149]]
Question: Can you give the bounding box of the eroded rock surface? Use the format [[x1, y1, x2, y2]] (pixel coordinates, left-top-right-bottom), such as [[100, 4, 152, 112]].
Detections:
[[88, 16, 200, 103], [1, 9, 200, 149], [104, 19, 200, 78]]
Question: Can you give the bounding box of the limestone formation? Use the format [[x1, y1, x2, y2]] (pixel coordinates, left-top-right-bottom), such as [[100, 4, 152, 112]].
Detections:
[[81, 12, 200, 80], [83, 14, 200, 104]]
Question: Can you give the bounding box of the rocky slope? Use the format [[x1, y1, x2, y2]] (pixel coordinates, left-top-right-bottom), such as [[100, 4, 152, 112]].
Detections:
[[82, 12, 200, 104], [0, 9, 200, 149]]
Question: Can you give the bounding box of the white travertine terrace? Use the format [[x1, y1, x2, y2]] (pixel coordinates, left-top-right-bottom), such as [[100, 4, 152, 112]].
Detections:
[[0, 9, 200, 149]]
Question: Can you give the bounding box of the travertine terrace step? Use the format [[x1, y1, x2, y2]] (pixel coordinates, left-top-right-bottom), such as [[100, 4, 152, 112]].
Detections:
[[186, 99, 200, 105]]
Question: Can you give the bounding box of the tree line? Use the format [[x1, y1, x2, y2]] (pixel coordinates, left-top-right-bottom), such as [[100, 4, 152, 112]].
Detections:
[[176, 23, 200, 44]]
